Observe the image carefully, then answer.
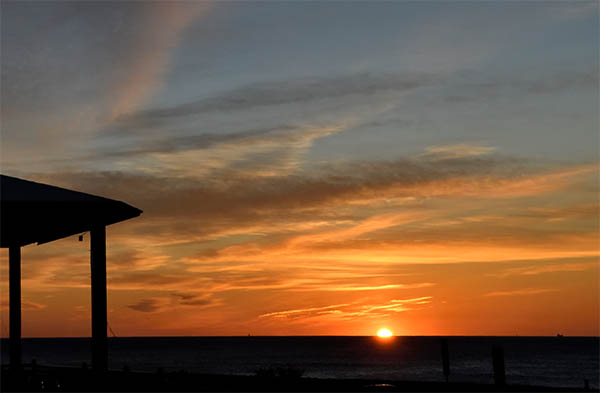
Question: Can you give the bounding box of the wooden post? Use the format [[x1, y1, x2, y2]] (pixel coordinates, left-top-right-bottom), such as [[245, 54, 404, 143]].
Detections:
[[492, 344, 506, 386], [90, 226, 107, 372], [9, 246, 21, 370], [441, 338, 450, 382]]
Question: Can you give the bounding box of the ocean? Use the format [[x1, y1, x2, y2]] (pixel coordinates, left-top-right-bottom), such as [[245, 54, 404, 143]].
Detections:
[[1, 336, 598, 389]]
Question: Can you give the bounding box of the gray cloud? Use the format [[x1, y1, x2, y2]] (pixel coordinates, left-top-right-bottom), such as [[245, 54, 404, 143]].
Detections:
[[85, 69, 598, 170], [127, 298, 162, 313], [21, 151, 596, 254], [95, 125, 300, 159], [172, 292, 214, 307], [127, 294, 215, 313], [113, 72, 435, 127], [442, 70, 598, 104], [109, 69, 596, 135], [21, 153, 573, 247], [32, 155, 519, 217]]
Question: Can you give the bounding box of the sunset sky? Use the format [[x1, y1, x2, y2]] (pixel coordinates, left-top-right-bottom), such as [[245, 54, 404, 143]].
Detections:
[[1, 1, 598, 337]]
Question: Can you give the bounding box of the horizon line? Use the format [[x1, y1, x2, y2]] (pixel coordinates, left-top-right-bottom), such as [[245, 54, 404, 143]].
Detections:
[[1, 334, 598, 339]]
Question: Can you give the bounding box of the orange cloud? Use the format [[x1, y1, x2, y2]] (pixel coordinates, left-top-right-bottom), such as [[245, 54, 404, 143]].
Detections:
[[0, 300, 46, 311], [293, 283, 435, 292], [2, 157, 597, 337], [258, 303, 352, 319], [484, 288, 557, 297], [491, 260, 598, 278], [258, 297, 433, 321]]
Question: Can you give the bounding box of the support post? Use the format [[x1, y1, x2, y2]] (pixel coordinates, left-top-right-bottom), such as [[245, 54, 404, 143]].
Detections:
[[9, 246, 21, 370], [90, 226, 107, 372], [492, 344, 506, 386], [441, 338, 450, 382]]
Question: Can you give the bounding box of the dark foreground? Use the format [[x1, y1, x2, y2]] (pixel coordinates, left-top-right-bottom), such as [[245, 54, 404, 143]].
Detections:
[[4, 337, 597, 388], [1, 364, 596, 393]]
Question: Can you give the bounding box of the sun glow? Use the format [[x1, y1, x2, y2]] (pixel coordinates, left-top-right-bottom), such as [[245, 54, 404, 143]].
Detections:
[[377, 328, 393, 338]]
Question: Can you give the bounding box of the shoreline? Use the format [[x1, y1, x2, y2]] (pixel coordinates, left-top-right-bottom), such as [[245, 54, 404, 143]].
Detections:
[[1, 364, 597, 392]]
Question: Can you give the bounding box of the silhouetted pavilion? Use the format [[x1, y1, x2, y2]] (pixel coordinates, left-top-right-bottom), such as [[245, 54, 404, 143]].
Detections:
[[1, 175, 142, 371]]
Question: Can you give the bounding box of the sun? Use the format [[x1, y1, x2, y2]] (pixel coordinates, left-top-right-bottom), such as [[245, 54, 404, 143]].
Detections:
[[377, 328, 393, 338]]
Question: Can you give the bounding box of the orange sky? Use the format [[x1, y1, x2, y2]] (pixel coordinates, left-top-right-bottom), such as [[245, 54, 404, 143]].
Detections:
[[1, 2, 598, 337], [1, 162, 598, 337]]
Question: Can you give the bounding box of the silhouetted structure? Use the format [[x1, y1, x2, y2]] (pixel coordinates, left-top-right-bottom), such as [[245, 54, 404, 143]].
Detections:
[[0, 175, 142, 372], [492, 344, 506, 386], [441, 338, 450, 382]]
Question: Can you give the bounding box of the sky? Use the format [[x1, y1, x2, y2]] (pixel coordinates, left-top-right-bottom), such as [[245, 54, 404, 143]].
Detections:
[[0, 1, 598, 337]]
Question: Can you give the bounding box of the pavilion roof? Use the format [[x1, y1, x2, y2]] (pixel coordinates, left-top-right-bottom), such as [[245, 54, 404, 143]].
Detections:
[[1, 175, 142, 247]]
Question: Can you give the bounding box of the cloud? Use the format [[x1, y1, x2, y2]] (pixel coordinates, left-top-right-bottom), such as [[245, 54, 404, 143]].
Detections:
[[106, 249, 169, 271], [100, 125, 300, 158], [25, 158, 597, 251], [127, 298, 163, 313], [9, 157, 595, 306], [0, 1, 210, 172], [115, 72, 435, 125], [33, 158, 588, 216], [441, 70, 598, 105], [484, 288, 557, 297], [293, 283, 435, 292], [126, 293, 217, 313], [284, 212, 432, 248], [420, 144, 495, 160], [109, 271, 195, 289], [258, 297, 433, 320], [81, 68, 597, 179], [144, 123, 348, 177], [0, 300, 47, 311], [95, 123, 348, 174], [78, 72, 433, 177], [491, 260, 598, 278], [107, 2, 210, 118], [523, 204, 599, 222], [258, 303, 352, 319], [171, 292, 215, 307]]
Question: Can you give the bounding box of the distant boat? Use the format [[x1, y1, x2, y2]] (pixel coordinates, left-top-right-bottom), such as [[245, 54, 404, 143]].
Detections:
[[556, 333, 564, 338]]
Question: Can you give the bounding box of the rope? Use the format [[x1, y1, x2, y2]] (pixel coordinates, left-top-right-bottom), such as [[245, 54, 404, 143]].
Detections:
[[108, 322, 117, 338]]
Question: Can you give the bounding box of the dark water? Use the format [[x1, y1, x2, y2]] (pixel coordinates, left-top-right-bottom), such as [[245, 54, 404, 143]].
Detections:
[[1, 337, 598, 388]]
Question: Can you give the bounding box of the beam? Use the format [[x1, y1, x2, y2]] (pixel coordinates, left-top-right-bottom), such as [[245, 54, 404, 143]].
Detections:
[[9, 246, 21, 370], [90, 226, 107, 372]]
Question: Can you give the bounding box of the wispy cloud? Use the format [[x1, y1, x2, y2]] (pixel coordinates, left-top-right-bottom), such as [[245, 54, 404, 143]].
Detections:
[[109, 271, 196, 289], [420, 144, 496, 160], [295, 283, 435, 292], [491, 260, 598, 278], [441, 70, 598, 105], [259, 303, 352, 319], [484, 288, 557, 297], [127, 292, 218, 313], [114, 72, 435, 125], [171, 292, 216, 307], [259, 297, 433, 320], [128, 298, 164, 313], [145, 123, 348, 177], [35, 159, 596, 219], [26, 158, 597, 257], [0, 300, 47, 311], [108, 2, 209, 119]]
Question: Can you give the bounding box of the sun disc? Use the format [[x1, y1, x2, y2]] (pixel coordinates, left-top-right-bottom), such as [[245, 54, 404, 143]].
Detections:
[[377, 328, 393, 338]]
